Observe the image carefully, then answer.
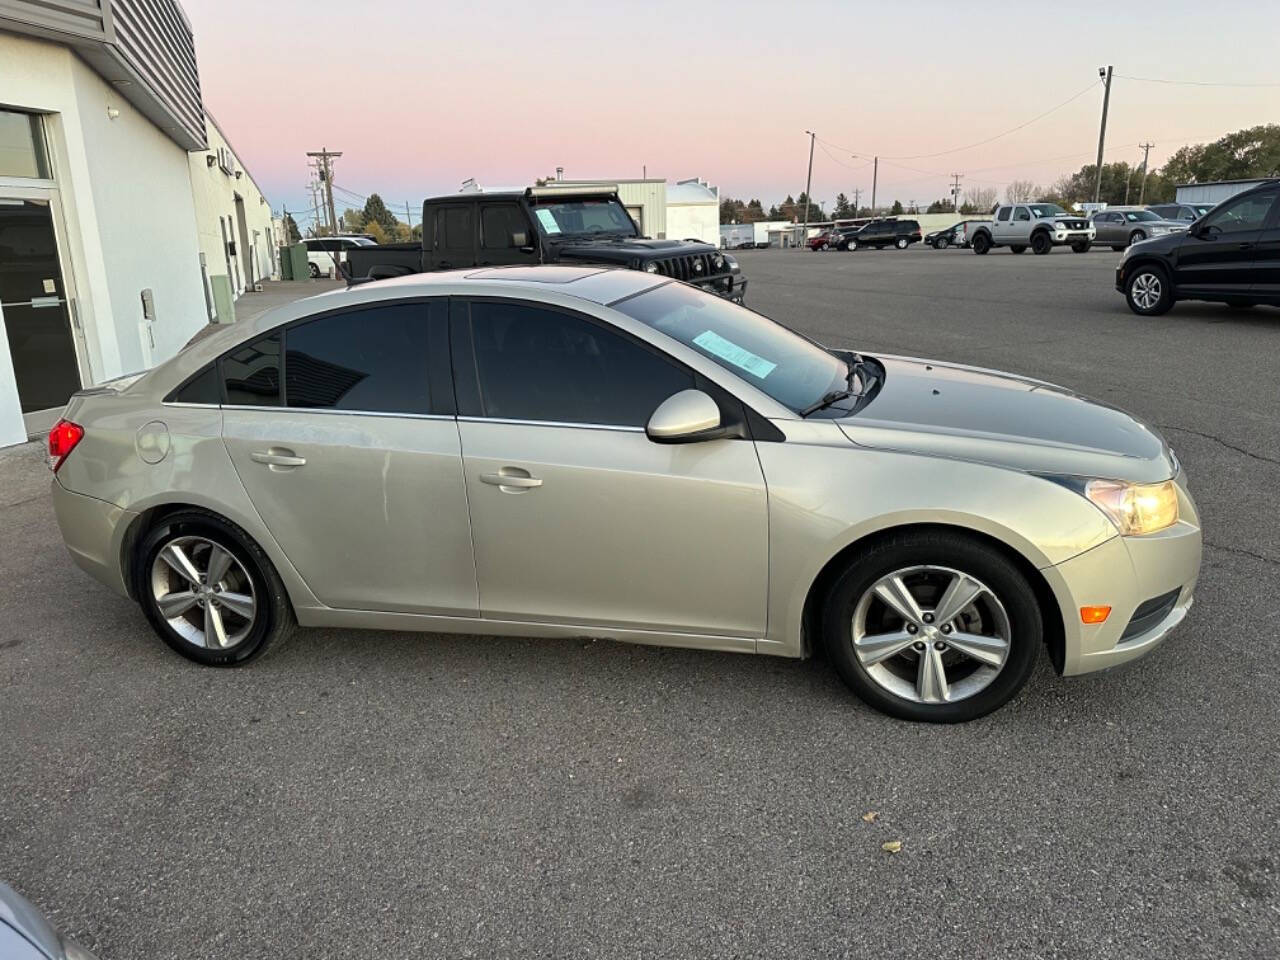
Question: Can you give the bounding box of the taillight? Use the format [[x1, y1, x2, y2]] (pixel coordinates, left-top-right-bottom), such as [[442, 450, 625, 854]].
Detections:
[[48, 418, 84, 473]]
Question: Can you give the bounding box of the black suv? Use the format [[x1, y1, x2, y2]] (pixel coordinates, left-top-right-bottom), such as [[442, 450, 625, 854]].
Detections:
[[347, 186, 746, 302], [1116, 179, 1279, 315], [846, 219, 923, 251]]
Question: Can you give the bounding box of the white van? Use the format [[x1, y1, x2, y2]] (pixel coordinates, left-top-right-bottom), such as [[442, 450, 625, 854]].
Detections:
[[301, 236, 376, 278]]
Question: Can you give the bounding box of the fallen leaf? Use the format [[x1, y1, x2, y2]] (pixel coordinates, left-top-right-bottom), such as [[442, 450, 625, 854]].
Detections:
[[881, 841, 902, 854], [862, 811, 879, 823]]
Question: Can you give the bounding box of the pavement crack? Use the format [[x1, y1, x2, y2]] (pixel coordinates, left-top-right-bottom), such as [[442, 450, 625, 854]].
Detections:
[[0, 492, 47, 511], [1158, 424, 1280, 467], [1205, 542, 1280, 568]]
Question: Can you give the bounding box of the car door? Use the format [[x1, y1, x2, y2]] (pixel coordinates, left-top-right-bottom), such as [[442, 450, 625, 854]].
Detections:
[[1249, 191, 1280, 301], [1010, 206, 1033, 243], [477, 203, 537, 268], [452, 297, 769, 638], [993, 206, 1013, 243], [1173, 187, 1277, 298], [428, 202, 476, 271], [1094, 212, 1116, 244], [220, 299, 479, 617]]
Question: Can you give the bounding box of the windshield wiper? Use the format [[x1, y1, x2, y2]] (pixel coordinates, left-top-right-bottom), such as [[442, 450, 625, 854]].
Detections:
[[801, 354, 880, 417], [800, 389, 855, 417]]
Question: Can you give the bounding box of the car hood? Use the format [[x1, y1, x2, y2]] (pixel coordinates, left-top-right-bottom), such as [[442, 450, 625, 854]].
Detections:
[[837, 355, 1175, 483]]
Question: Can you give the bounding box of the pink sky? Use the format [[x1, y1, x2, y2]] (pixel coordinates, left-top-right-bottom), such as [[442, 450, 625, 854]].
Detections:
[[188, 0, 1280, 224]]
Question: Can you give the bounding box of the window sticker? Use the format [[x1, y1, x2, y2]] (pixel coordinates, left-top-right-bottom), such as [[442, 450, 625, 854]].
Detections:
[[693, 330, 777, 379], [534, 208, 561, 234]]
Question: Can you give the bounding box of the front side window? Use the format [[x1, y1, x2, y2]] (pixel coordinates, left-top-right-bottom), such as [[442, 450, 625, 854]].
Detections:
[[469, 301, 693, 426], [1014, 207, 1031, 222], [615, 281, 846, 414], [222, 333, 281, 406], [1202, 190, 1276, 234], [285, 303, 434, 414]]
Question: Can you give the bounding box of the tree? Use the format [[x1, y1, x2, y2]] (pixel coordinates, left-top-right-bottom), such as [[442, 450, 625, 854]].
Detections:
[[889, 200, 904, 216], [795, 191, 823, 222], [960, 185, 997, 214], [925, 198, 955, 214], [1006, 180, 1037, 203], [361, 220, 390, 244], [282, 212, 301, 244], [745, 199, 766, 222], [362, 193, 399, 234], [834, 192, 852, 218], [720, 197, 745, 223], [341, 208, 366, 234], [1162, 125, 1280, 185]]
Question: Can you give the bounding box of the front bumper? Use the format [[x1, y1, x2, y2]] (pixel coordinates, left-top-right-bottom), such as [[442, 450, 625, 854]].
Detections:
[[1052, 228, 1096, 244], [1042, 478, 1201, 676], [51, 478, 136, 599], [697, 274, 747, 303]]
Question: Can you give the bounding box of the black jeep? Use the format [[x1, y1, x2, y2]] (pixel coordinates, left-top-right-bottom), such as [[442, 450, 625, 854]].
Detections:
[[346, 185, 747, 302]]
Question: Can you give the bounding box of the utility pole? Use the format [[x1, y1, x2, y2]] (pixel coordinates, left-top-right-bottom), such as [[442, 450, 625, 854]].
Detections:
[[852, 187, 862, 216], [802, 130, 815, 247], [1093, 66, 1113, 204], [950, 173, 964, 213], [405, 201, 414, 229], [306, 148, 343, 237], [1137, 142, 1155, 203], [871, 156, 879, 213]]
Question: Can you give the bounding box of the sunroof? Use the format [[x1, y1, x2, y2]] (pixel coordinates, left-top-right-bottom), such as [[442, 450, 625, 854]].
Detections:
[[465, 266, 606, 284]]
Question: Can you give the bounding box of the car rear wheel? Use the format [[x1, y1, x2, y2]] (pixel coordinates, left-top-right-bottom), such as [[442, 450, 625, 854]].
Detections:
[[1031, 232, 1052, 255], [137, 510, 295, 666], [971, 233, 990, 255], [1125, 265, 1174, 316], [895, 238, 909, 249], [1129, 230, 1147, 246], [822, 530, 1042, 722], [1009, 245, 1026, 255]]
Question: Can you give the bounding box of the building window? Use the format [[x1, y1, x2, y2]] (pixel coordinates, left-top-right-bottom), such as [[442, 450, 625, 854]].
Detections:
[[0, 110, 50, 179]]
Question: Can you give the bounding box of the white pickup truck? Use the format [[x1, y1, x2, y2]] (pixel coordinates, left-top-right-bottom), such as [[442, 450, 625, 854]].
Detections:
[[969, 202, 1095, 255]]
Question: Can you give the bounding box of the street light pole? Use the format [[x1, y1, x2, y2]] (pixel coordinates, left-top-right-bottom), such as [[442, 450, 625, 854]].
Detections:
[[1093, 66, 1113, 204], [802, 130, 815, 249]]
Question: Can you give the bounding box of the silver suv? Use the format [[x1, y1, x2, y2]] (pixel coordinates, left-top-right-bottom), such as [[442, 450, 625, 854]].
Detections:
[[970, 202, 1095, 255]]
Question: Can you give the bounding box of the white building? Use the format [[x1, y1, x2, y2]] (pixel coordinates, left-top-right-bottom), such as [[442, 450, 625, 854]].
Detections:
[[1176, 179, 1273, 205], [666, 178, 719, 246], [0, 1, 276, 448]]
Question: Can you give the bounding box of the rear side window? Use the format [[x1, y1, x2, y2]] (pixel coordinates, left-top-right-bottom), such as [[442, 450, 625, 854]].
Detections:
[[481, 205, 527, 249], [439, 206, 473, 251], [168, 365, 220, 404], [468, 301, 693, 426], [222, 333, 282, 406], [285, 303, 436, 414], [996, 207, 1011, 222]]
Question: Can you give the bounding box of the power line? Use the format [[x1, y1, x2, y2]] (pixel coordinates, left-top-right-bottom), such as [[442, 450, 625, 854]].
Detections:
[[1114, 73, 1280, 88]]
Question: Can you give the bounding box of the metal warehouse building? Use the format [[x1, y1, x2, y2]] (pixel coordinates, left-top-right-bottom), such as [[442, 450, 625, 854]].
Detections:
[[1175, 178, 1273, 205], [0, 0, 277, 448]]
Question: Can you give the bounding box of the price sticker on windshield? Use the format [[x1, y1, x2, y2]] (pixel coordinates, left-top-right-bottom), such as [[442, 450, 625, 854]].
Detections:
[[693, 330, 776, 379], [534, 208, 561, 234]]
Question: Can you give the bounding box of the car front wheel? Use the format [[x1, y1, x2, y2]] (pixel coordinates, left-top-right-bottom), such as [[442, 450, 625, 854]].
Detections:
[[1129, 230, 1147, 246], [1125, 265, 1174, 316], [308, 263, 320, 278], [137, 510, 295, 666], [1031, 232, 1052, 255], [822, 530, 1042, 722], [847, 239, 858, 251]]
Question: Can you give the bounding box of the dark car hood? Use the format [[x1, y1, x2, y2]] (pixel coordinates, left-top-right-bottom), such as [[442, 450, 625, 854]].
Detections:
[[555, 236, 715, 264], [838, 355, 1176, 483]]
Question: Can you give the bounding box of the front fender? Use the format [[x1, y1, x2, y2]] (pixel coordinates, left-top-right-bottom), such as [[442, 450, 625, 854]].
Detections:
[[754, 429, 1115, 657]]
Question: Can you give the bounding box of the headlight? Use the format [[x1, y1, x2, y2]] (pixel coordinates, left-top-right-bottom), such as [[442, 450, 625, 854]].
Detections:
[[1085, 479, 1179, 535], [711, 253, 725, 271], [644, 262, 660, 273]]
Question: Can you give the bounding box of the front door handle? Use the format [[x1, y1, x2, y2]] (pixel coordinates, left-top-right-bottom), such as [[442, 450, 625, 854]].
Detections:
[[250, 448, 306, 470], [480, 467, 542, 492]]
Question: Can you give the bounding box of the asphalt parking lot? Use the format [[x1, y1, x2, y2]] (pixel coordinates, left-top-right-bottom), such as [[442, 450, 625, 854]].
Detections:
[[2, 247, 1278, 959]]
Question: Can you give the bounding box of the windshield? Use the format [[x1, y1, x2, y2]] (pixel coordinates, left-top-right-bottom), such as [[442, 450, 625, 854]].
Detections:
[[1195, 204, 1214, 216], [1125, 210, 1161, 222], [615, 281, 845, 413], [1028, 203, 1068, 218], [530, 198, 637, 238]]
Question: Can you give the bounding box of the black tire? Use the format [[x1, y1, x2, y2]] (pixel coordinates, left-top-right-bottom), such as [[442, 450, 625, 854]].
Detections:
[[136, 509, 295, 666], [1030, 231, 1052, 255], [938, 237, 950, 249], [847, 239, 859, 251], [308, 262, 320, 278], [1124, 264, 1174, 316], [821, 529, 1042, 723], [1071, 241, 1091, 253], [971, 233, 991, 255], [1009, 245, 1026, 255], [1111, 245, 1126, 252], [895, 237, 909, 250], [1129, 230, 1147, 247]]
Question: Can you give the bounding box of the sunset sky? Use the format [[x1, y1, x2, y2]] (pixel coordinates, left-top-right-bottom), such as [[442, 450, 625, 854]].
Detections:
[[187, 0, 1280, 226]]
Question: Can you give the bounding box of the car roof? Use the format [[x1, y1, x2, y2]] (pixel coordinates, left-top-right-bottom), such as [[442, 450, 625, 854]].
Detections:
[[345, 265, 667, 306]]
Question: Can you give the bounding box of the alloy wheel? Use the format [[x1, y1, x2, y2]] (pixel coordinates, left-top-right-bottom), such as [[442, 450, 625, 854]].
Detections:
[[1130, 272, 1162, 311], [149, 535, 257, 649], [850, 565, 1011, 704]]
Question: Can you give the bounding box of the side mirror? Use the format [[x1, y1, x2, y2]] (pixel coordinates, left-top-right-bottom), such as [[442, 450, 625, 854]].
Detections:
[[646, 390, 727, 444], [1193, 223, 1217, 241], [511, 230, 530, 248]]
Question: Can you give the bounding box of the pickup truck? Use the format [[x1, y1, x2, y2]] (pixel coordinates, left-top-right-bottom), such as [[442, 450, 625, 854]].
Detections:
[[347, 184, 746, 302], [968, 202, 1094, 255]]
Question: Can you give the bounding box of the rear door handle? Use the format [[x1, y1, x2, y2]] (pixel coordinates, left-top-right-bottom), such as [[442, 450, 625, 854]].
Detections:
[[480, 467, 542, 492], [251, 448, 306, 469]]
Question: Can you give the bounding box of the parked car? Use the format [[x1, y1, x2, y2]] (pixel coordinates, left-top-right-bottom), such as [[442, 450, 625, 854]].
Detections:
[[1117, 178, 1279, 315], [845, 219, 923, 250], [831, 219, 874, 250], [807, 231, 838, 251], [302, 235, 375, 279], [49, 266, 1200, 723], [924, 220, 987, 249], [346, 185, 745, 302], [1147, 202, 1216, 223], [969, 203, 1094, 255], [1090, 207, 1187, 251], [0, 881, 98, 959]]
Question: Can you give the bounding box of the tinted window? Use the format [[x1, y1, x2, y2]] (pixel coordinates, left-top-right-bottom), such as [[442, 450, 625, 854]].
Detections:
[[285, 303, 433, 414], [996, 207, 1011, 222], [170, 365, 220, 404], [1203, 190, 1276, 234], [439, 206, 473, 250], [469, 302, 693, 426], [615, 281, 847, 413], [222, 333, 281, 406], [481, 205, 527, 249]]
